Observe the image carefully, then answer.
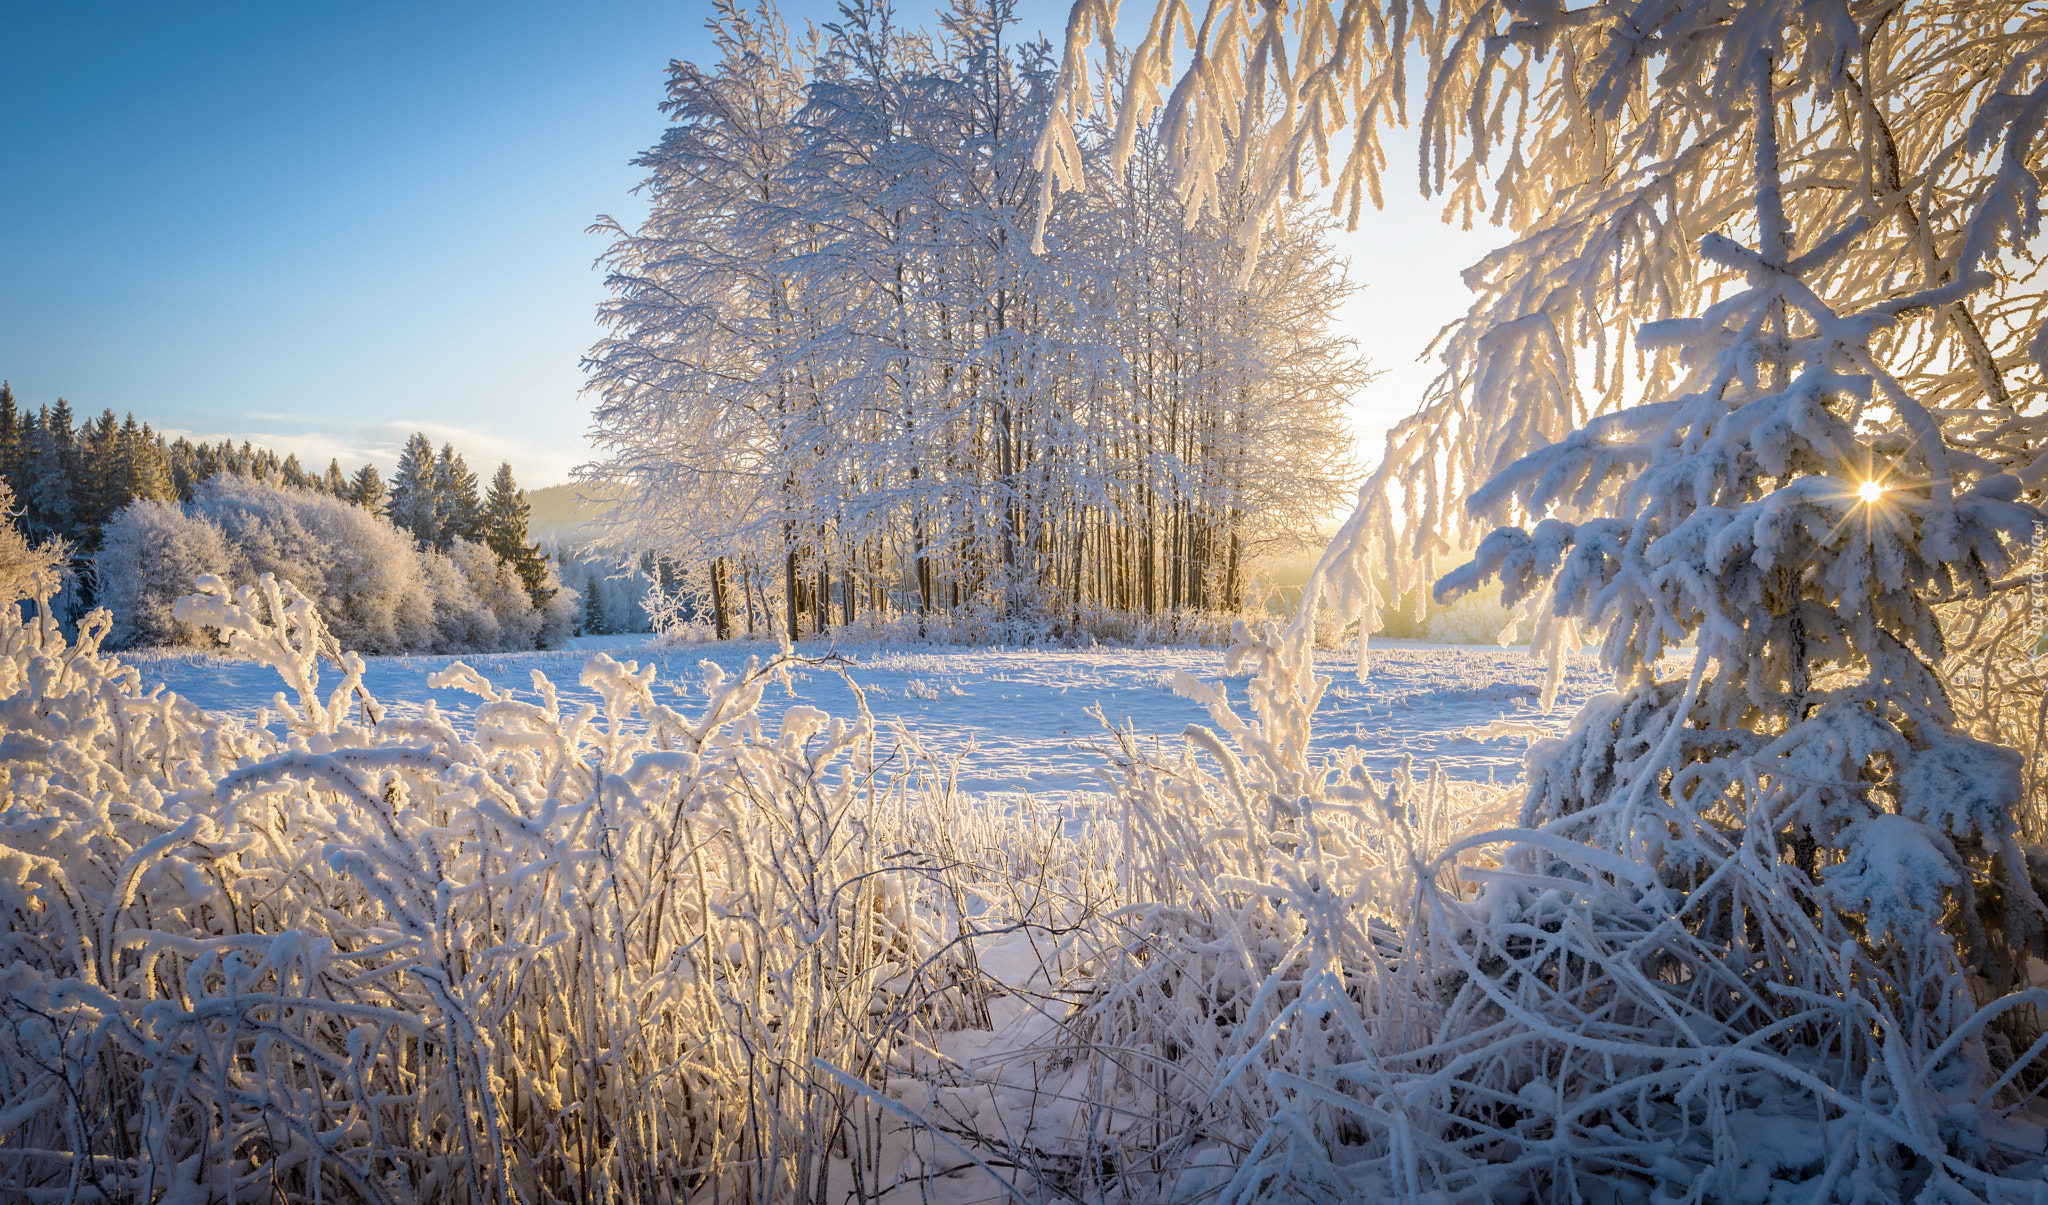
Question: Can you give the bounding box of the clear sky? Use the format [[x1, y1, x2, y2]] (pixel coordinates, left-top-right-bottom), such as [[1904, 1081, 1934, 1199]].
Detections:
[[0, 0, 1494, 490]]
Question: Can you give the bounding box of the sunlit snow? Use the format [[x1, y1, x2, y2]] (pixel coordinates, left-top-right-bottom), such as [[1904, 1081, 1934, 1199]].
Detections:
[[123, 637, 1608, 798]]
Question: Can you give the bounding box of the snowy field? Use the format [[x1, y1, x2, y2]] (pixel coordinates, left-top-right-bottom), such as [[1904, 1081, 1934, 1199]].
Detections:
[[122, 634, 1610, 799]]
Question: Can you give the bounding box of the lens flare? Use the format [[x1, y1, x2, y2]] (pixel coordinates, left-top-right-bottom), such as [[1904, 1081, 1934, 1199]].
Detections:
[[1857, 480, 1884, 504]]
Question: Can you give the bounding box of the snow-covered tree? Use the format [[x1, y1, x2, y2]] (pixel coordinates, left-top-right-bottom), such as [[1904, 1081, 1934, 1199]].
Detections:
[[0, 383, 19, 495], [584, 0, 1360, 641], [186, 474, 444, 653], [93, 498, 231, 647], [18, 401, 76, 544], [434, 442, 481, 549], [0, 480, 64, 605], [386, 431, 440, 545], [1022, 0, 2048, 1194]]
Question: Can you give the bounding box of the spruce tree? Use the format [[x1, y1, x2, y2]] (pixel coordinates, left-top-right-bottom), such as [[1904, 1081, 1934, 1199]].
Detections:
[[0, 382, 19, 501], [280, 453, 311, 491], [482, 461, 554, 609], [77, 409, 123, 547], [124, 418, 175, 504], [21, 405, 76, 543], [386, 433, 439, 544], [349, 463, 387, 512], [321, 458, 347, 495], [166, 438, 204, 501], [434, 444, 481, 549]]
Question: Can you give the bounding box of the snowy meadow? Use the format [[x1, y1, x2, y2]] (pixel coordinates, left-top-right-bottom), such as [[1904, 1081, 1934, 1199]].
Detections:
[[4, 570, 2045, 1203], [7, 0, 2048, 1197], [125, 633, 1607, 801]]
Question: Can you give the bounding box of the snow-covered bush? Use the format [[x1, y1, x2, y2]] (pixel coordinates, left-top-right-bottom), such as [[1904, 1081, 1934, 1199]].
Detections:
[[0, 480, 65, 606], [0, 577, 1063, 1203], [445, 537, 541, 651], [185, 474, 441, 652], [92, 497, 231, 648], [535, 563, 578, 649], [95, 476, 565, 654]]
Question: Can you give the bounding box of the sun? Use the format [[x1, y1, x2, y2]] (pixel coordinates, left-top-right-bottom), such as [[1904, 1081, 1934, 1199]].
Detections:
[[1857, 479, 1885, 504]]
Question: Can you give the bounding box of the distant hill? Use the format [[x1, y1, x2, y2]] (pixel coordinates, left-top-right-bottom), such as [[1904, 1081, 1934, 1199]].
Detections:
[[525, 484, 610, 546]]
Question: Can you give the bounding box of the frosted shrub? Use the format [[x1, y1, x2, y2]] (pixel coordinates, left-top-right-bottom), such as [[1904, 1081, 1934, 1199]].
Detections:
[[0, 576, 1050, 1203], [187, 474, 442, 653], [93, 498, 232, 648], [446, 538, 540, 651], [97, 476, 561, 655], [418, 541, 504, 653], [0, 480, 68, 606]]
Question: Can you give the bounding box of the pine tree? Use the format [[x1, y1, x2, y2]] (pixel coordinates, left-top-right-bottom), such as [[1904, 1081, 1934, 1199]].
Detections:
[[321, 458, 347, 496], [482, 461, 554, 610], [280, 453, 311, 491], [349, 463, 387, 513], [386, 433, 439, 545], [434, 444, 481, 549]]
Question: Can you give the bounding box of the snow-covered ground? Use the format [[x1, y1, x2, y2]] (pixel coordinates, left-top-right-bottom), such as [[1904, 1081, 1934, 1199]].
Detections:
[[121, 634, 1609, 800]]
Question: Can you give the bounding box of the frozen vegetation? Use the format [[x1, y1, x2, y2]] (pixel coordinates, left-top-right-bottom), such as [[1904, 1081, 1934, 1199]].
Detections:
[[0, 565, 2040, 1203], [5, 0, 2048, 1196]]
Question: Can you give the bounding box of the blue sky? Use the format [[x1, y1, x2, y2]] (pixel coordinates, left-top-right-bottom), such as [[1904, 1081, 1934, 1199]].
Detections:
[[0, 1, 1492, 489]]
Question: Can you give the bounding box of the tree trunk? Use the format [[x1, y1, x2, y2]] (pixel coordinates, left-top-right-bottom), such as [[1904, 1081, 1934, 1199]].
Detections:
[[710, 556, 734, 641], [785, 546, 800, 641]]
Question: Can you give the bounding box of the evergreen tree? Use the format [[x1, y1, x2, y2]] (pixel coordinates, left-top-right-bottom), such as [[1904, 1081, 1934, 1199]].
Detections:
[[386, 433, 440, 545], [166, 438, 205, 501], [124, 418, 175, 504], [321, 458, 347, 496], [280, 453, 312, 491], [0, 382, 19, 502], [582, 577, 608, 635], [21, 405, 76, 543], [349, 463, 387, 512], [76, 409, 123, 546], [434, 444, 481, 549], [481, 462, 554, 610]]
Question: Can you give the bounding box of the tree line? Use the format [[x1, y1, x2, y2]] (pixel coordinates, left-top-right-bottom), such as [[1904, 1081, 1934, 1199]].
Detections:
[[0, 382, 612, 649], [0, 383, 557, 616], [580, 0, 1363, 643]]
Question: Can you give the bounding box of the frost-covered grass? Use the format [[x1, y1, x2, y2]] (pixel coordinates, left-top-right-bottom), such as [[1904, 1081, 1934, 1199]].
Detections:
[[8, 579, 2047, 1203], [2, 578, 1112, 1203]]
